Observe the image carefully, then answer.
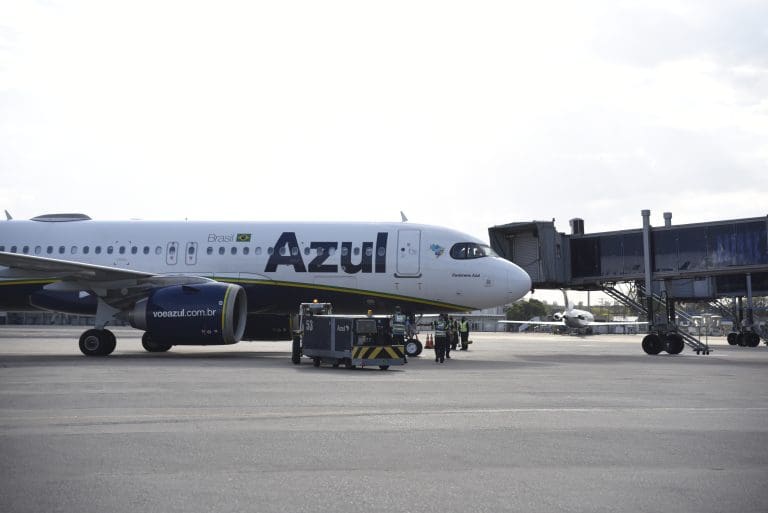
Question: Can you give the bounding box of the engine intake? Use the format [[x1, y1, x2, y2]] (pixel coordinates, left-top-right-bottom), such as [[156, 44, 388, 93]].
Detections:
[[130, 283, 247, 345]]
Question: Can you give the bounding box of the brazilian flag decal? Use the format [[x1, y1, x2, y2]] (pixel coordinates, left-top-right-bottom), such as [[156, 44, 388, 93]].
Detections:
[[236, 233, 251, 242]]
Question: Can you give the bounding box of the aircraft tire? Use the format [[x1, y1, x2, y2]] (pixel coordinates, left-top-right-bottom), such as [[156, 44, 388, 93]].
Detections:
[[141, 332, 172, 353], [745, 331, 761, 348], [641, 333, 663, 355], [405, 339, 423, 358], [727, 332, 738, 345], [79, 328, 116, 356], [313, 357, 321, 367], [664, 332, 685, 355], [291, 335, 302, 365], [737, 333, 746, 347], [379, 365, 389, 370]]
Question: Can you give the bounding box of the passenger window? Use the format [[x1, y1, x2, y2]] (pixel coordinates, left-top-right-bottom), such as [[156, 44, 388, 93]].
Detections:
[[22, 245, 30, 254], [230, 247, 237, 255], [34, 246, 42, 255], [0, 246, 4, 252], [131, 246, 138, 255], [354, 247, 360, 256], [47, 246, 53, 254], [119, 246, 126, 255], [83, 246, 90, 254], [107, 246, 114, 254], [58, 246, 65, 254], [71, 246, 78, 254], [279, 246, 287, 256], [168, 245, 176, 254], [255, 247, 262, 255], [243, 247, 250, 256], [143, 246, 150, 255], [377, 247, 385, 257], [155, 246, 162, 255], [207, 246, 213, 255], [268, 247, 273, 255], [341, 247, 349, 257], [95, 246, 102, 254], [304, 247, 310, 256], [218, 247, 225, 255], [11, 246, 17, 253], [366, 247, 373, 257]]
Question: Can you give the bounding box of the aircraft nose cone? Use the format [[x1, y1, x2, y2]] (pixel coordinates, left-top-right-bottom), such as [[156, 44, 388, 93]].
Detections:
[[508, 265, 532, 303]]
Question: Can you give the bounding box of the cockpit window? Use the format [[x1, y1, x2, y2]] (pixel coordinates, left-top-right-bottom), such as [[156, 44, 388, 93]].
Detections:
[[449, 243, 495, 259]]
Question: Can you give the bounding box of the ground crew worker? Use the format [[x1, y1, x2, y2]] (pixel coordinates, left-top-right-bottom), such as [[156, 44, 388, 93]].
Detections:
[[448, 316, 458, 354], [433, 314, 448, 363], [459, 317, 470, 350], [391, 306, 408, 363]]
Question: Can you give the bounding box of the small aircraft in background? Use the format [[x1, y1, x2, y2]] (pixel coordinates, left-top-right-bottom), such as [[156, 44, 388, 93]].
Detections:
[[499, 289, 646, 334]]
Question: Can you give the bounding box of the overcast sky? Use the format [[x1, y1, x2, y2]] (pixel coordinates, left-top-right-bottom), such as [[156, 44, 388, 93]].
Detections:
[[1, 1, 767, 305]]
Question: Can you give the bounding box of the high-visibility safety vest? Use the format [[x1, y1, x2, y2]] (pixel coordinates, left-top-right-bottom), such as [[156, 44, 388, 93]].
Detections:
[[460, 321, 469, 333], [434, 320, 447, 337]]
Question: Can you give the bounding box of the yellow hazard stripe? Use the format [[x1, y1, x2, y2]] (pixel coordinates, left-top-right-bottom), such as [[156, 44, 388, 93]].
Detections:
[[352, 345, 404, 360]]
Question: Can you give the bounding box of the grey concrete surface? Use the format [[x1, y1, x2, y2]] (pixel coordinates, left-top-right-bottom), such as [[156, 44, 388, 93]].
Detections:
[[1, 327, 766, 513]]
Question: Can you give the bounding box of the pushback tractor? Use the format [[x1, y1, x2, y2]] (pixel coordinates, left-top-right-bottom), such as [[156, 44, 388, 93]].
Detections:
[[291, 302, 406, 370]]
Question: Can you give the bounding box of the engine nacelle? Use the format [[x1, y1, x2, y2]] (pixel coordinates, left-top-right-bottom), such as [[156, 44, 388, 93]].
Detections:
[[130, 283, 247, 345], [552, 312, 563, 321]]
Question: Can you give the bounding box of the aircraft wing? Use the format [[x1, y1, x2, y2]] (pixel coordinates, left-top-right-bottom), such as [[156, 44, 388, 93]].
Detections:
[[498, 320, 565, 326], [585, 321, 647, 326], [0, 251, 152, 281], [0, 251, 212, 308]]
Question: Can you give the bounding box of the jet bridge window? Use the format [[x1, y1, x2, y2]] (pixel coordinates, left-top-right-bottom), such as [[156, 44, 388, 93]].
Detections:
[[449, 243, 493, 259]]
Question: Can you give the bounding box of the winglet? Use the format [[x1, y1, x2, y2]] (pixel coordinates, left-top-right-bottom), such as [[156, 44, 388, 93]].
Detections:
[[400, 211, 408, 222], [4, 210, 11, 220]]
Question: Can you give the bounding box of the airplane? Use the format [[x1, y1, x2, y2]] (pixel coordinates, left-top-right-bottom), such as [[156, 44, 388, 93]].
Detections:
[[499, 289, 646, 334], [0, 213, 532, 357]]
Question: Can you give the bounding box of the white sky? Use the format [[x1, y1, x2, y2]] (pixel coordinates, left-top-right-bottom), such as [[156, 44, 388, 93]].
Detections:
[[1, 1, 767, 305]]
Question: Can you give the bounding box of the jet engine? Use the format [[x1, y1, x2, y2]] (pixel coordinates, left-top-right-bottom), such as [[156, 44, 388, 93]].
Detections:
[[552, 312, 563, 321], [129, 282, 247, 345]]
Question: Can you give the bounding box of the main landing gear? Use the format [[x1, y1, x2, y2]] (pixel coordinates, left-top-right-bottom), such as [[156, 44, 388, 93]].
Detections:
[[78, 329, 117, 356]]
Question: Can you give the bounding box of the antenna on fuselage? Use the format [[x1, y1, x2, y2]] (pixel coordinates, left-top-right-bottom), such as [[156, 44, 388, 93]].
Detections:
[[4, 210, 11, 220], [400, 211, 408, 222]]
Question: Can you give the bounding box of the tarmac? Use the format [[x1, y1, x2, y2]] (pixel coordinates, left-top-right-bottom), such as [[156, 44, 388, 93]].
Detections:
[[1, 327, 767, 513]]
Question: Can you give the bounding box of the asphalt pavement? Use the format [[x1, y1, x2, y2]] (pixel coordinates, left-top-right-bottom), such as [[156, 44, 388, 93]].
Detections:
[[1, 327, 766, 513]]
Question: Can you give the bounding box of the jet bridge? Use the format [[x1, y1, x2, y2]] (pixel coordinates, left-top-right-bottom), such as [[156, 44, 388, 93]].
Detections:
[[489, 212, 768, 354]]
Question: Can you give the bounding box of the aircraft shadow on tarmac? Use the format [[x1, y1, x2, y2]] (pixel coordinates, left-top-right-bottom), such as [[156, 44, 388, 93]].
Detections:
[[1, 350, 765, 371]]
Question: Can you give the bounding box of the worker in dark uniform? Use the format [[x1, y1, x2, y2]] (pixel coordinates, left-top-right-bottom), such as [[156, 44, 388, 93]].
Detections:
[[391, 306, 408, 363], [447, 316, 458, 355], [433, 313, 448, 363], [459, 317, 470, 350]]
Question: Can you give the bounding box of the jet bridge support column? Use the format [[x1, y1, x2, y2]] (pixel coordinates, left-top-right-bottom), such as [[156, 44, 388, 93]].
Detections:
[[641, 210, 664, 354], [741, 274, 761, 347]]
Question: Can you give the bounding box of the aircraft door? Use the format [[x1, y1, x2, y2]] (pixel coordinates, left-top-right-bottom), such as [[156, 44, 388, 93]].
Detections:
[[185, 242, 198, 265], [166, 242, 179, 265], [396, 229, 421, 277]]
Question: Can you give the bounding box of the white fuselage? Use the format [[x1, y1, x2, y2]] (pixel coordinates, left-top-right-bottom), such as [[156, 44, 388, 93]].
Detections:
[[0, 219, 531, 314]]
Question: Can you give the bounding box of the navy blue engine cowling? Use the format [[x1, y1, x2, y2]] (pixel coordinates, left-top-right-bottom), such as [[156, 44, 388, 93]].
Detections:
[[129, 283, 247, 345]]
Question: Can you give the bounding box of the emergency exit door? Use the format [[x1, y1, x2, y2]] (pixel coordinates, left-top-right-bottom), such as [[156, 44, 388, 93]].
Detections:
[[396, 229, 421, 277]]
